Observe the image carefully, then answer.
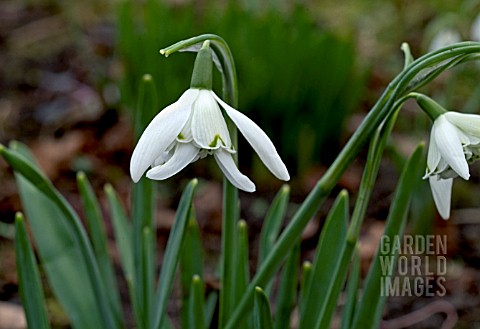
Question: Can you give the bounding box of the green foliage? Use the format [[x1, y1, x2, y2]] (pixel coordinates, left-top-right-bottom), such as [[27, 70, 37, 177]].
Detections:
[[4, 142, 120, 329], [300, 190, 349, 329], [14, 213, 51, 329], [253, 287, 274, 329]]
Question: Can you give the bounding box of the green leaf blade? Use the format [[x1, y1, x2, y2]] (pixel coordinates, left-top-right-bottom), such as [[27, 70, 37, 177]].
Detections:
[[274, 243, 300, 329], [151, 179, 198, 329], [180, 210, 204, 329], [3, 143, 119, 329], [77, 172, 122, 320], [351, 143, 425, 329], [189, 275, 205, 329], [254, 287, 274, 329], [14, 213, 51, 329], [300, 190, 349, 329]]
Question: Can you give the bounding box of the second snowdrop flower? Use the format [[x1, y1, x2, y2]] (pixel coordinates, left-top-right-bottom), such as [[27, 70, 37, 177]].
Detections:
[[416, 94, 480, 219], [130, 41, 289, 192]]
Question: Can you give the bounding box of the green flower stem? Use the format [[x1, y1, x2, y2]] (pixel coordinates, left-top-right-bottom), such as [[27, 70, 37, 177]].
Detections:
[[161, 34, 240, 328], [160, 34, 238, 105], [224, 42, 480, 329]]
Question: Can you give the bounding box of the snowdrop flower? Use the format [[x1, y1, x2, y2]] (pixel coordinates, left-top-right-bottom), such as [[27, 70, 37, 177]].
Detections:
[[418, 95, 480, 219], [130, 41, 289, 192]]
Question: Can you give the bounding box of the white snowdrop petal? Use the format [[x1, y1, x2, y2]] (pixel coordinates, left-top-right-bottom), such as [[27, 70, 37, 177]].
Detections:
[[146, 143, 199, 180], [429, 176, 453, 220], [425, 129, 441, 177], [192, 90, 231, 149], [445, 112, 480, 137], [130, 89, 198, 182], [432, 115, 470, 180], [214, 149, 255, 192], [213, 92, 290, 181]]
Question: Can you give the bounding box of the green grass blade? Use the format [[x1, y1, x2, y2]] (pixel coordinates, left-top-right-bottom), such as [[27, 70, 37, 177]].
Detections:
[[234, 220, 250, 329], [340, 246, 360, 329], [299, 260, 312, 315], [310, 109, 401, 329], [204, 292, 218, 329], [351, 143, 424, 329], [132, 177, 155, 329], [151, 179, 198, 329], [14, 213, 51, 329], [300, 190, 349, 329], [104, 183, 141, 328], [258, 185, 290, 267], [219, 179, 239, 328], [254, 287, 274, 329], [104, 184, 134, 283], [180, 210, 204, 329], [274, 242, 300, 329], [234, 220, 250, 302], [189, 275, 205, 329], [3, 142, 119, 329], [132, 74, 158, 329], [134, 73, 158, 138], [77, 172, 122, 320]]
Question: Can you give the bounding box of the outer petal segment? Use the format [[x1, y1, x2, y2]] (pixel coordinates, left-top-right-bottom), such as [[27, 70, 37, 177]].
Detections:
[[214, 149, 255, 192], [445, 112, 480, 137], [429, 176, 453, 220], [213, 91, 290, 181], [130, 89, 198, 182], [147, 143, 199, 180], [432, 115, 470, 180]]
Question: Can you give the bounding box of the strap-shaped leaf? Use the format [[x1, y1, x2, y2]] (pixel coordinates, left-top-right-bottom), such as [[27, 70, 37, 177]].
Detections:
[[258, 185, 290, 268], [180, 210, 204, 329], [340, 246, 360, 329], [151, 179, 198, 329], [253, 287, 274, 329], [351, 143, 424, 329], [188, 275, 205, 329], [77, 172, 122, 320], [132, 73, 158, 329], [274, 243, 300, 329], [233, 220, 250, 329], [299, 190, 349, 329], [14, 213, 51, 329], [2, 142, 119, 329]]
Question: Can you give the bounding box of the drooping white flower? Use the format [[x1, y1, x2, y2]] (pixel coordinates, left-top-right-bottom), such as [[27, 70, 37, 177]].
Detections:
[[130, 41, 289, 192], [424, 112, 480, 219]]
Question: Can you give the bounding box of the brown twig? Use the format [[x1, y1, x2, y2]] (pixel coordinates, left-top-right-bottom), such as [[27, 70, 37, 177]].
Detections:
[[381, 300, 458, 329]]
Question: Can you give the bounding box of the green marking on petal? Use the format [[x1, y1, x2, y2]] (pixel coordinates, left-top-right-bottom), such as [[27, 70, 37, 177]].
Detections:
[[209, 134, 226, 147], [178, 133, 185, 140]]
